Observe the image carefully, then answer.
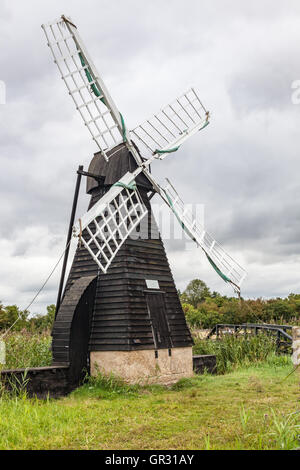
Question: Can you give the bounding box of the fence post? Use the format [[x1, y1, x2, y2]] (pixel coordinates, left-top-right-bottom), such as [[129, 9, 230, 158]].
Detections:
[[276, 330, 281, 351], [292, 327, 300, 378]]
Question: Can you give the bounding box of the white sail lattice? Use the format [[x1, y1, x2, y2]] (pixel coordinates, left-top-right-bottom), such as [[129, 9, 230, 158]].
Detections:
[[131, 88, 209, 159], [73, 173, 148, 273], [162, 179, 247, 288], [42, 16, 126, 161]]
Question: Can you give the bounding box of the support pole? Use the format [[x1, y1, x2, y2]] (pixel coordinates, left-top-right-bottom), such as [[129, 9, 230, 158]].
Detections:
[[55, 165, 83, 318]]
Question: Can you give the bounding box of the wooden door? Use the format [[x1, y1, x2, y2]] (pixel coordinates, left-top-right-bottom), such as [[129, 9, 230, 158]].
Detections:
[[145, 292, 172, 349]]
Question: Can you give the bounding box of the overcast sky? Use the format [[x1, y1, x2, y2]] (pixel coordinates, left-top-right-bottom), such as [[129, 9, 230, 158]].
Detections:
[[1, 0, 300, 315]]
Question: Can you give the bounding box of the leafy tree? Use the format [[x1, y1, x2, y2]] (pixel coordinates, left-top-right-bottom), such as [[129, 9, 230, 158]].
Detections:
[[181, 279, 211, 307], [0, 304, 28, 331], [28, 304, 56, 332]]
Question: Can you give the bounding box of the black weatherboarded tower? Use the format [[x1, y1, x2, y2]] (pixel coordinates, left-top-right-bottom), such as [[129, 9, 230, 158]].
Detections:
[[52, 145, 194, 385]]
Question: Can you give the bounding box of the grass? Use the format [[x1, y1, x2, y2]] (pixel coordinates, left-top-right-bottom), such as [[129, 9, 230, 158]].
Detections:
[[0, 361, 299, 450], [0, 330, 298, 449]]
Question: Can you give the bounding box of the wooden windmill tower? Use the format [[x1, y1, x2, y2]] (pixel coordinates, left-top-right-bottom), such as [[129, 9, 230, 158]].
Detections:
[[42, 15, 246, 386]]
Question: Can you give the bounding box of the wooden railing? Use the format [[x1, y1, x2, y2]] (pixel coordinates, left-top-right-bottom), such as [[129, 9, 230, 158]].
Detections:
[[206, 323, 293, 353]]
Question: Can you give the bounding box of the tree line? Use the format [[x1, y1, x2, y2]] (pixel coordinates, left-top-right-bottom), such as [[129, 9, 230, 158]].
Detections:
[[0, 279, 300, 332], [180, 279, 300, 328], [0, 304, 55, 332]]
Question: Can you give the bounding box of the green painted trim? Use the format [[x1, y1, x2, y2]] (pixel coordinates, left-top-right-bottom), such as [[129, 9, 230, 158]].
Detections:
[[205, 254, 231, 283], [79, 53, 105, 104], [113, 181, 137, 191], [154, 146, 180, 155], [79, 53, 127, 143], [119, 112, 127, 143]]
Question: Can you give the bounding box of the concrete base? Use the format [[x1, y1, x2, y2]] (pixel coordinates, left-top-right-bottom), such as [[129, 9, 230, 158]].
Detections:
[[90, 347, 193, 385]]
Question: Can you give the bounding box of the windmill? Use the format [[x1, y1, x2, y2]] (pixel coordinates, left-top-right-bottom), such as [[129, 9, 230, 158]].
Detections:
[[41, 15, 246, 386]]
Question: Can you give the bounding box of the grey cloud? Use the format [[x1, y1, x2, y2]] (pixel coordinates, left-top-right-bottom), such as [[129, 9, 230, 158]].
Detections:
[[228, 55, 300, 115], [2, 0, 300, 312]]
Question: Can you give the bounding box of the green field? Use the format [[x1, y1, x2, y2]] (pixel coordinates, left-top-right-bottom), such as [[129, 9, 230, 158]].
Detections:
[[0, 331, 299, 450], [0, 358, 299, 450]]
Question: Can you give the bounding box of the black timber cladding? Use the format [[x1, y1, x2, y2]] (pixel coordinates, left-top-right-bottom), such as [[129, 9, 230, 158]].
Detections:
[[52, 275, 97, 367], [53, 144, 193, 353], [86, 143, 152, 193]]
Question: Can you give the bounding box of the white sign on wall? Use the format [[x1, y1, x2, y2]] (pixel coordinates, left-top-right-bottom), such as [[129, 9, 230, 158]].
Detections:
[[145, 280, 160, 290]]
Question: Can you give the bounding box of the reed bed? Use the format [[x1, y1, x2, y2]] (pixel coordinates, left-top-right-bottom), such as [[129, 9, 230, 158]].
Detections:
[[192, 333, 289, 374], [0, 330, 52, 370]]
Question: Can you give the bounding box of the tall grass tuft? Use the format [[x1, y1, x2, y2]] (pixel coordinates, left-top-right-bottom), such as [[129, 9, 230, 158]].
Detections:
[[0, 330, 52, 370], [193, 334, 280, 374], [269, 409, 300, 450], [237, 406, 300, 450], [73, 372, 142, 399]]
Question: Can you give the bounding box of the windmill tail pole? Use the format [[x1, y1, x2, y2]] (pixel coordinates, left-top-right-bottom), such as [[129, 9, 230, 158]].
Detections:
[[55, 165, 83, 318]]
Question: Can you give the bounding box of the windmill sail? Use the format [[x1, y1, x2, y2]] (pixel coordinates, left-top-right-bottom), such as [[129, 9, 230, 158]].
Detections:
[[161, 179, 247, 291], [130, 88, 209, 159], [42, 15, 128, 161], [73, 172, 148, 273]]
